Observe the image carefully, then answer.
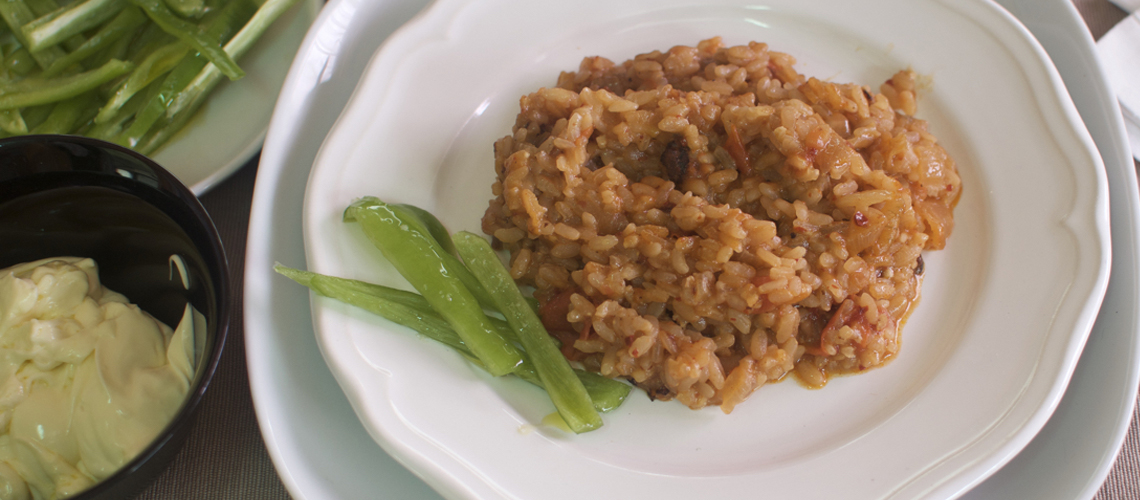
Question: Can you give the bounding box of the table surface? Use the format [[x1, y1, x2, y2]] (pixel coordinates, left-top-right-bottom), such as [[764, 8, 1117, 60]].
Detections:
[[130, 1, 1140, 498]]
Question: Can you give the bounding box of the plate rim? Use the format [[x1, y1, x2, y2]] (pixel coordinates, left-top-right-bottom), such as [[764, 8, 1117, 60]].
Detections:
[[302, 0, 1111, 498], [245, 0, 1130, 498]]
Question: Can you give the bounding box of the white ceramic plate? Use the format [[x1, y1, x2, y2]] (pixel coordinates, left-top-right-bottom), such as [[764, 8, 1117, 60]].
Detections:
[[964, 0, 1140, 496], [246, 0, 1139, 498], [150, 0, 320, 195], [298, 0, 1111, 498]]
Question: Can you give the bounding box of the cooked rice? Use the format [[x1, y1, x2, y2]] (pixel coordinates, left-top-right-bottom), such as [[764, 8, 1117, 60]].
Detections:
[[481, 37, 961, 413]]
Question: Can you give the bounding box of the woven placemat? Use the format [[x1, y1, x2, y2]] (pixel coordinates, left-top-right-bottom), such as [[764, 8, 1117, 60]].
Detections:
[[136, 160, 290, 499]]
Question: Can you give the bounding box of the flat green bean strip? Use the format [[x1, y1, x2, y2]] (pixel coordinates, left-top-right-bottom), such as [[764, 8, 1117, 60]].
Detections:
[[22, 0, 95, 52], [131, 98, 190, 153], [274, 264, 628, 412], [344, 198, 499, 312], [309, 274, 469, 353], [87, 77, 157, 139], [396, 203, 459, 257], [273, 265, 519, 343], [573, 370, 629, 413], [97, 24, 167, 93], [162, 0, 203, 19], [0, 37, 20, 126], [117, 0, 252, 147], [4, 47, 36, 76], [277, 264, 456, 315], [346, 201, 541, 314], [19, 103, 51, 129], [348, 201, 523, 377], [455, 231, 602, 433], [42, 6, 145, 77], [343, 203, 453, 249], [165, 0, 302, 118], [88, 26, 131, 69], [0, 59, 133, 109], [515, 363, 628, 413], [117, 52, 198, 147], [387, 203, 499, 310], [345, 202, 460, 257], [96, 41, 185, 123], [0, 107, 26, 133], [129, 0, 242, 80], [0, 0, 64, 69], [31, 91, 97, 133], [125, 21, 167, 57], [22, 0, 54, 18]]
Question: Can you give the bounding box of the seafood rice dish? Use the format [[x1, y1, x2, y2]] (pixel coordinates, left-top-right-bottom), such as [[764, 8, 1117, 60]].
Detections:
[[482, 37, 961, 413]]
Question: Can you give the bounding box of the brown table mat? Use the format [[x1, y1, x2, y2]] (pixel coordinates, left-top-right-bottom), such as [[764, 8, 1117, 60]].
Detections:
[[132, 1, 1140, 498], [135, 160, 290, 499]]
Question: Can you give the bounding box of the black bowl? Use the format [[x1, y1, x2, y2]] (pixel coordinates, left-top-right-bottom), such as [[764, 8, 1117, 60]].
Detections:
[[0, 135, 230, 499]]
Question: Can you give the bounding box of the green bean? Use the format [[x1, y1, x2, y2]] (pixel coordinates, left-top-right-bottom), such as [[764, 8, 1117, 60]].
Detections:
[[122, 21, 170, 64], [0, 110, 25, 133], [0, 59, 133, 109], [0, 0, 65, 69], [31, 91, 98, 133], [88, 26, 132, 69], [454, 231, 603, 433], [345, 198, 499, 312], [19, 103, 51, 129], [129, 99, 187, 152], [96, 41, 185, 123], [23, 0, 56, 18], [346, 201, 541, 313], [572, 370, 628, 413], [276, 264, 452, 317], [24, 0, 87, 53], [0, 0, 303, 154], [276, 264, 526, 344], [395, 203, 459, 257], [274, 264, 628, 413], [43, 6, 145, 77], [0, 46, 26, 134], [311, 273, 469, 353], [164, 0, 300, 117], [86, 77, 157, 139], [347, 200, 523, 377], [129, 0, 242, 80], [162, 0, 203, 19], [4, 47, 36, 76], [116, 54, 200, 147], [21, 0, 119, 52], [117, 0, 252, 147]]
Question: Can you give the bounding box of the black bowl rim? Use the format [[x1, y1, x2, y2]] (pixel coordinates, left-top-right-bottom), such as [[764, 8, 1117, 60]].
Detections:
[[0, 134, 232, 499]]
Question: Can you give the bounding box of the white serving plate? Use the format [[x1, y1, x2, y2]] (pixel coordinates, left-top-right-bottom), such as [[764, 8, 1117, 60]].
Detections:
[[245, 0, 1138, 498], [297, 0, 1111, 498], [151, 0, 320, 194], [965, 0, 1140, 496]]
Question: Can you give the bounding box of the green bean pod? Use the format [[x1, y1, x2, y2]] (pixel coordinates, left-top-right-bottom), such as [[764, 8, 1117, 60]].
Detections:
[[346, 197, 498, 312], [41, 6, 147, 78], [21, 0, 126, 53], [347, 201, 523, 377], [129, 0, 242, 80], [454, 231, 603, 433], [274, 264, 628, 413], [0, 59, 133, 109]]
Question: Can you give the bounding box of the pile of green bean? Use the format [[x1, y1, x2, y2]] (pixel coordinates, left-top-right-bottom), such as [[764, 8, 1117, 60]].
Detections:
[[276, 198, 631, 434], [0, 0, 300, 154]]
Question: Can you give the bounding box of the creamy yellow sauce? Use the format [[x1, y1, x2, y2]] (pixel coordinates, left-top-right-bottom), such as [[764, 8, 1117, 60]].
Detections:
[[0, 257, 197, 500]]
